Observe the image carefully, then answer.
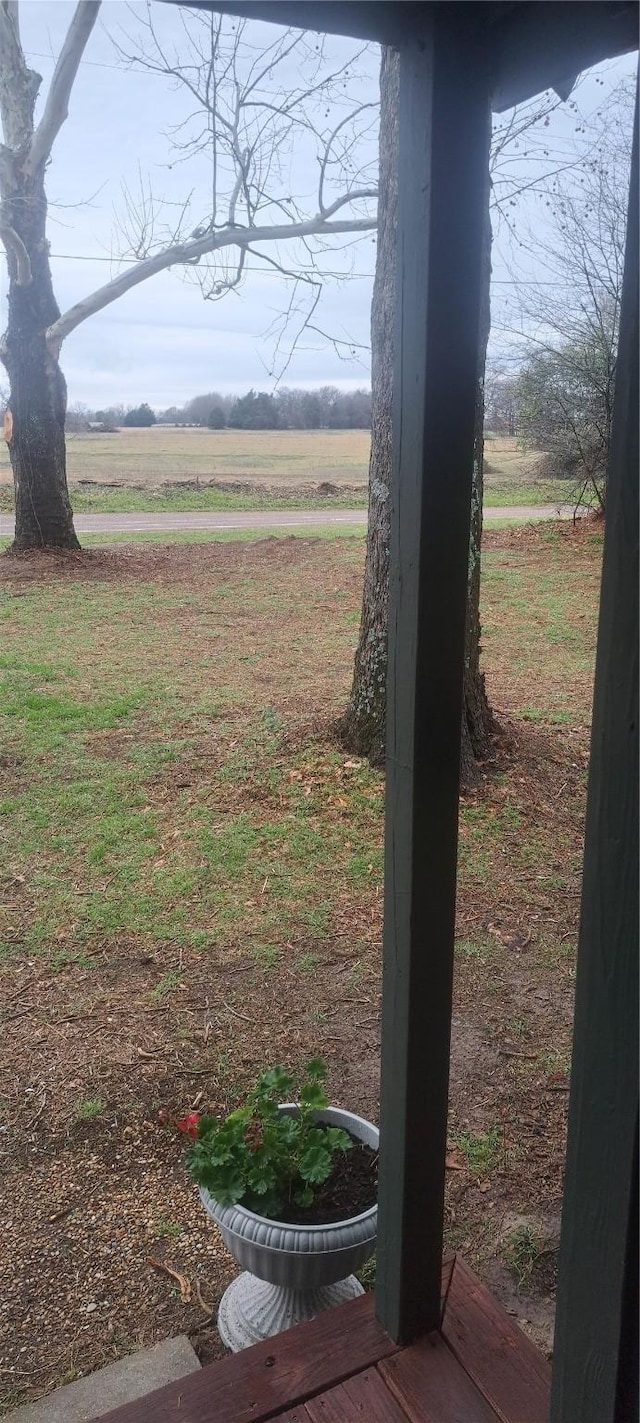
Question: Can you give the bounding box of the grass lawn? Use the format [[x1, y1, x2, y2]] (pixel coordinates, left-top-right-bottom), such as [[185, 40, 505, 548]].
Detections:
[[0, 527, 369, 554], [0, 521, 602, 1409], [0, 429, 573, 513]]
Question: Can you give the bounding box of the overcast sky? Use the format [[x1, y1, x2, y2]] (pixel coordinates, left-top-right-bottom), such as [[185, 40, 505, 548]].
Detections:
[[1, 3, 636, 410]]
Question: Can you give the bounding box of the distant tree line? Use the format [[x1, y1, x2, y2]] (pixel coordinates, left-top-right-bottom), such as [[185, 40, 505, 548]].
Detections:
[[67, 387, 371, 434], [65, 402, 158, 432], [157, 386, 372, 430]]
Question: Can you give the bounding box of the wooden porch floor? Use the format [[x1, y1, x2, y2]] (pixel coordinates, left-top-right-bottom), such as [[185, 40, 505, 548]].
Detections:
[[102, 1256, 550, 1422]]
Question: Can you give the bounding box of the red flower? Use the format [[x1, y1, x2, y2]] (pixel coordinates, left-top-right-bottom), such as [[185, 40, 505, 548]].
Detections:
[[176, 1112, 200, 1139]]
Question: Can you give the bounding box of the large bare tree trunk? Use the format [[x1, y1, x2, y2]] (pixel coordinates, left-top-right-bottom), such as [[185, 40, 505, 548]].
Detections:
[[0, 7, 79, 552], [341, 48, 494, 780], [4, 238, 78, 551]]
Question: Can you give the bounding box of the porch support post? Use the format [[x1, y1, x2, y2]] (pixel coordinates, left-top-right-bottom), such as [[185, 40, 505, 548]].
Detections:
[[550, 88, 639, 1423], [375, 10, 491, 1344]]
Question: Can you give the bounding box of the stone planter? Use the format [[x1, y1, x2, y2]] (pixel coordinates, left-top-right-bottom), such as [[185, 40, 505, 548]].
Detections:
[[200, 1105, 378, 1351]]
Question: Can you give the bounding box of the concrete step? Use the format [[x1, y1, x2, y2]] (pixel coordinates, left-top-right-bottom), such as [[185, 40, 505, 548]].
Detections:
[[5, 1336, 201, 1422]]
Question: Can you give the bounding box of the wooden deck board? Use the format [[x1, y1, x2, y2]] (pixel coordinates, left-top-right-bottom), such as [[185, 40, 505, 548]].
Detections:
[[441, 1257, 551, 1423], [379, 1332, 501, 1422], [101, 1256, 550, 1423], [305, 1368, 410, 1421], [99, 1293, 400, 1423]]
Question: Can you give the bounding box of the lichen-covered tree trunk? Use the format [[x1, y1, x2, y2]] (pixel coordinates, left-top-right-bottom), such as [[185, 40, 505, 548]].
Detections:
[[341, 48, 494, 781], [339, 48, 397, 764], [1, 159, 78, 552], [460, 188, 494, 785]]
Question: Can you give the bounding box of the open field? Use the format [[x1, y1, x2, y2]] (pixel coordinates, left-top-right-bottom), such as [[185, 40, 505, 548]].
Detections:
[[0, 428, 572, 512], [0, 521, 602, 1410], [0, 428, 370, 510]]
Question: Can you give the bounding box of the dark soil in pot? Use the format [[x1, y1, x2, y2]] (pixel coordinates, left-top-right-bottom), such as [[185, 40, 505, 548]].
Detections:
[[273, 1136, 378, 1225]]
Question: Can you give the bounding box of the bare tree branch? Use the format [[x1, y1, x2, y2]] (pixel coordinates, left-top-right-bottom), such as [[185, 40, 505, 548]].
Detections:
[[318, 102, 378, 214], [27, 0, 101, 175], [0, 217, 31, 282], [0, 0, 41, 150], [46, 209, 377, 353]]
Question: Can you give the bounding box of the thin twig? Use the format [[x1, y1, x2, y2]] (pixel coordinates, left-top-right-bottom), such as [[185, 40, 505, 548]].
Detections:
[[196, 1279, 213, 1315], [147, 1258, 191, 1303], [221, 999, 253, 1022], [26, 1090, 47, 1130], [48, 1201, 79, 1224], [4, 1007, 32, 1024]]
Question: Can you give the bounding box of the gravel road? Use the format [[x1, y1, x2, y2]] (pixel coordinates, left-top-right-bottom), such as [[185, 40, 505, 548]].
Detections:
[[0, 505, 572, 538]]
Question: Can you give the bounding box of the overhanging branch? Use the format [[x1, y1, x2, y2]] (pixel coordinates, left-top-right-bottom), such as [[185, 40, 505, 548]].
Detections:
[[46, 205, 377, 352]]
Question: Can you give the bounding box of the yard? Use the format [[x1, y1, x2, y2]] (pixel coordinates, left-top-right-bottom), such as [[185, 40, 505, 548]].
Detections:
[[0, 520, 602, 1411], [0, 428, 570, 512]]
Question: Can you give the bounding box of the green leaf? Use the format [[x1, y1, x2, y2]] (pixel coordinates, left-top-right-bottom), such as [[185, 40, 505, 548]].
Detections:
[[206, 1169, 246, 1205], [299, 1143, 332, 1184], [324, 1127, 352, 1154], [259, 1065, 293, 1097], [246, 1158, 277, 1195], [300, 1080, 328, 1110], [305, 1057, 327, 1080], [275, 1114, 300, 1145], [294, 1185, 314, 1209], [207, 1144, 234, 1166]]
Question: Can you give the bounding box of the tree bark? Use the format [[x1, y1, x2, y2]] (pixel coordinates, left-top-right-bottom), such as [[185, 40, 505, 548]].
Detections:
[[339, 47, 397, 766], [460, 189, 494, 785], [341, 48, 494, 781], [1, 154, 78, 551]]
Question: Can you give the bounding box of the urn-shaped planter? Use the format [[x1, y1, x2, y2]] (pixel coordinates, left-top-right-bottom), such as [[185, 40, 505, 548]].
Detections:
[[200, 1105, 378, 1351]]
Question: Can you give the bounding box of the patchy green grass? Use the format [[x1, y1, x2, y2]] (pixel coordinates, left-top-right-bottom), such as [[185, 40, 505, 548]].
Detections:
[[0, 526, 368, 553], [480, 528, 601, 727], [74, 1097, 105, 1122], [72, 486, 365, 513], [69, 486, 364, 514], [451, 1126, 500, 1175], [0, 484, 567, 514], [483, 481, 576, 508], [505, 1224, 554, 1290], [0, 528, 599, 968], [455, 938, 496, 962], [0, 543, 384, 963]]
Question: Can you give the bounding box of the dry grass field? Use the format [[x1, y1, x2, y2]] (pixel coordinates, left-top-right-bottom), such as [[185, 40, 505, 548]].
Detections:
[[0, 428, 565, 512], [0, 427, 370, 491]]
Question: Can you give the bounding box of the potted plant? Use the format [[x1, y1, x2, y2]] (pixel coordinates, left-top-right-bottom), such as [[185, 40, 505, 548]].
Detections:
[[180, 1059, 378, 1351]]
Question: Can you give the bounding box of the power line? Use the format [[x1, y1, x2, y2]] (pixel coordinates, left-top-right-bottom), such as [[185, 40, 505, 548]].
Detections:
[[45, 251, 572, 287], [24, 49, 164, 76]]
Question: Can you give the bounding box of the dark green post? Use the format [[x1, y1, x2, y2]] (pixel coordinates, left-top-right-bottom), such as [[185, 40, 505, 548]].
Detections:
[[550, 88, 639, 1423], [375, 9, 491, 1344]]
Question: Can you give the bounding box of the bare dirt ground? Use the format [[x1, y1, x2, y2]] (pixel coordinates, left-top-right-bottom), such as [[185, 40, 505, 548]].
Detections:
[[0, 524, 601, 1411]]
